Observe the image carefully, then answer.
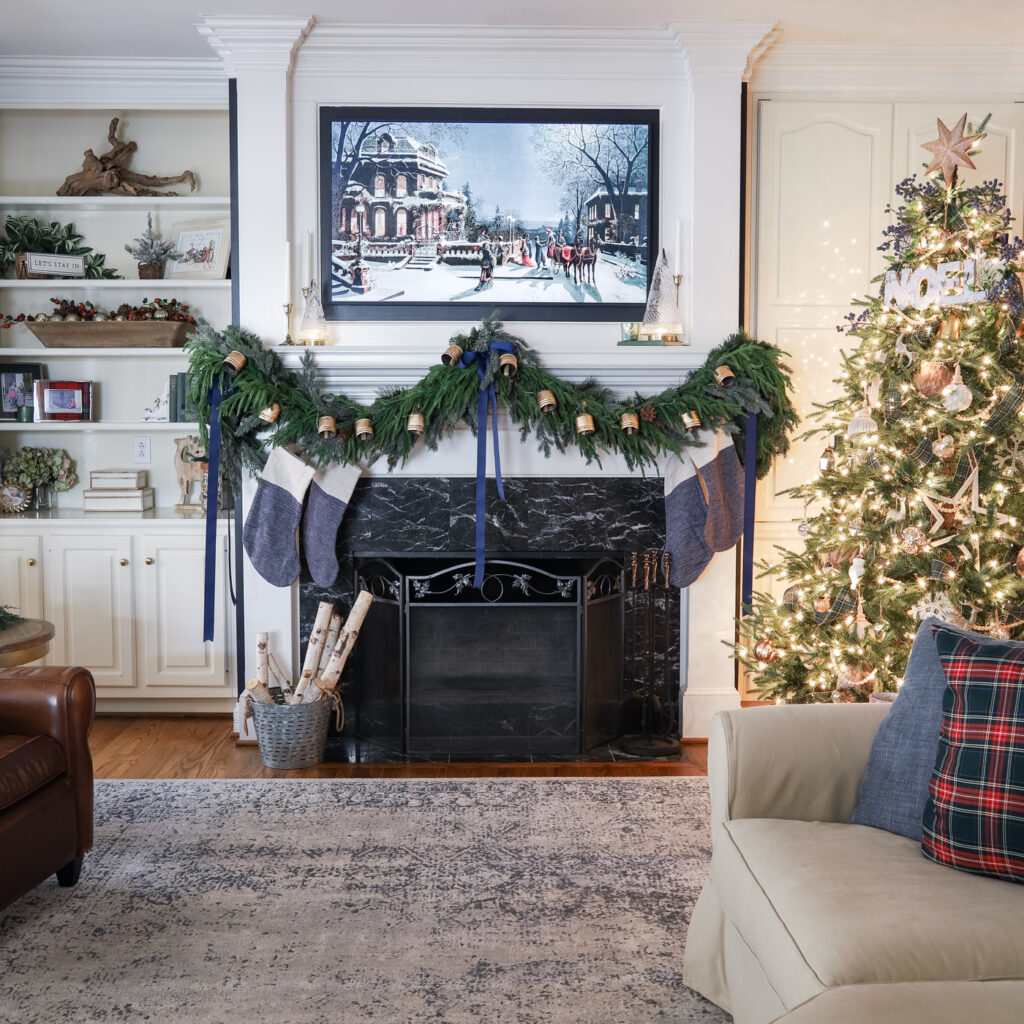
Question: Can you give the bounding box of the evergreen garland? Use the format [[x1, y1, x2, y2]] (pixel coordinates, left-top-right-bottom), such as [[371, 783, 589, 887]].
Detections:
[[0, 605, 25, 631], [185, 313, 796, 482]]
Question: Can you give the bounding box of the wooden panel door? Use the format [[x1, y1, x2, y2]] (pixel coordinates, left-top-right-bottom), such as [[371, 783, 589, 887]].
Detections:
[[0, 534, 43, 620], [45, 533, 135, 690], [136, 531, 229, 696], [753, 101, 894, 522]]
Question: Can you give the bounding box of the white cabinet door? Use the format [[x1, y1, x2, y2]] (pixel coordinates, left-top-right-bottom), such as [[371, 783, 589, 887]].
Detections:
[[45, 533, 135, 690], [136, 531, 229, 696], [0, 534, 43, 620]]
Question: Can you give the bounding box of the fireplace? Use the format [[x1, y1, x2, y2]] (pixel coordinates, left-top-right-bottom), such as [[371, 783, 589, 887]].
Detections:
[[298, 476, 680, 760], [352, 554, 623, 757]]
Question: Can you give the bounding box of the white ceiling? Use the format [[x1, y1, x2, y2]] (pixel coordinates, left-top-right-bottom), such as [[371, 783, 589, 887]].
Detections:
[[3, 0, 1023, 60]]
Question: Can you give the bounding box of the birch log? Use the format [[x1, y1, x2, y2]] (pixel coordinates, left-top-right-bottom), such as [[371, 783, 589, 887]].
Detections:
[[318, 591, 374, 694], [245, 677, 273, 705], [317, 614, 343, 676], [268, 654, 292, 696], [295, 601, 334, 699]]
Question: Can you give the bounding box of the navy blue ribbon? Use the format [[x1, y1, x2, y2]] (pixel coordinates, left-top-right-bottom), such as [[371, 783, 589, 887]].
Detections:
[[741, 410, 758, 612], [202, 381, 225, 642], [459, 342, 515, 589]]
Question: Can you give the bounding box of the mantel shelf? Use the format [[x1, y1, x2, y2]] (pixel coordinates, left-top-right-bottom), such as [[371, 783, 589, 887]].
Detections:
[[0, 347, 191, 358], [0, 195, 229, 211], [0, 279, 230, 290], [0, 421, 198, 432]]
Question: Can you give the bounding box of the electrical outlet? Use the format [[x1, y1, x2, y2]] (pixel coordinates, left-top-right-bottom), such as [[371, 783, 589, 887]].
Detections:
[[133, 435, 151, 465]]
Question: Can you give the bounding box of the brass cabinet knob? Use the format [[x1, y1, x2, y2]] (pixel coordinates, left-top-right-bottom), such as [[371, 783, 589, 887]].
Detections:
[[26, 558, 36, 566], [119, 558, 129, 566], [145, 557, 154, 565]]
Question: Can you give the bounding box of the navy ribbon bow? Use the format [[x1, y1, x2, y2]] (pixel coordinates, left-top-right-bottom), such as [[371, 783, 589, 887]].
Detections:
[[459, 341, 516, 589], [202, 380, 226, 642]]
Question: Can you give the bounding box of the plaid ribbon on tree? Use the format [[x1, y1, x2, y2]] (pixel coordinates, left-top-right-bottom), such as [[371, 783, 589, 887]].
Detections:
[[952, 446, 978, 492], [908, 435, 935, 466], [815, 583, 856, 625], [923, 626, 1024, 883], [883, 384, 903, 424], [984, 377, 1024, 430]]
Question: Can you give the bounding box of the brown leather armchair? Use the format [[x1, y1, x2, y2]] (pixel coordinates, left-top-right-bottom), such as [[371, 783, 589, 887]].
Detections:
[[0, 666, 95, 910]]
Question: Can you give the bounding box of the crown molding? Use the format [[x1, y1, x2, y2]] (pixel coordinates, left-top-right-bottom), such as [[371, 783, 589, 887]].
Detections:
[[667, 21, 778, 80], [0, 56, 227, 109], [751, 44, 1024, 96], [295, 24, 687, 82], [196, 15, 315, 75]]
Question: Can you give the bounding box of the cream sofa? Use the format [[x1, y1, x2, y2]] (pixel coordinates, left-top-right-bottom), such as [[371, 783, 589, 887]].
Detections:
[[684, 704, 1024, 1024]]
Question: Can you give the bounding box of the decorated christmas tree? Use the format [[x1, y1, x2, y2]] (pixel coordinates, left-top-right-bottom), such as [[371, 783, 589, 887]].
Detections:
[[739, 114, 1024, 703]]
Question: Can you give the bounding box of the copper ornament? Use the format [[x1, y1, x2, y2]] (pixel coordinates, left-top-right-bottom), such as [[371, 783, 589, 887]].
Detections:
[[499, 352, 518, 377], [537, 390, 557, 413], [681, 410, 701, 430], [575, 413, 596, 436], [316, 415, 337, 439], [441, 344, 464, 366], [354, 417, 374, 441], [1015, 547, 1024, 579], [913, 361, 954, 398], [620, 412, 640, 435], [753, 639, 780, 663], [814, 594, 831, 614], [223, 350, 247, 373], [819, 446, 836, 472], [407, 412, 425, 436], [713, 364, 736, 387], [258, 403, 280, 424], [938, 317, 961, 341]]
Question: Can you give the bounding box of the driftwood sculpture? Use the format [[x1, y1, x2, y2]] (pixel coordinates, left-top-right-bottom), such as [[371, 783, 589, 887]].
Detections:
[[57, 118, 197, 197]]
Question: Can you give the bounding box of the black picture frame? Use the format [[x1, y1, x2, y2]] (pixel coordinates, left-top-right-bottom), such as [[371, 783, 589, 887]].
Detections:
[[0, 362, 44, 420], [319, 105, 659, 322]]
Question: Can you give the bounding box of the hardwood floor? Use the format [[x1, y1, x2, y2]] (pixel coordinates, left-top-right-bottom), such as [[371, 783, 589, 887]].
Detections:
[[91, 716, 708, 779]]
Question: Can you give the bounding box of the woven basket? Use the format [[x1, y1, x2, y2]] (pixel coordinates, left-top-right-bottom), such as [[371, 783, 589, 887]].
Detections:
[[14, 253, 49, 280], [138, 261, 164, 279], [248, 696, 338, 769]]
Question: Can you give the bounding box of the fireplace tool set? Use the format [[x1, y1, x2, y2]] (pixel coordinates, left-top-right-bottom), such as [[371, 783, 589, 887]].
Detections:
[[618, 550, 681, 758]]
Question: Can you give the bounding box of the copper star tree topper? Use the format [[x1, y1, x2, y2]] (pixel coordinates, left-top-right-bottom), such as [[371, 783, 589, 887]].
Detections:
[[921, 113, 982, 183]]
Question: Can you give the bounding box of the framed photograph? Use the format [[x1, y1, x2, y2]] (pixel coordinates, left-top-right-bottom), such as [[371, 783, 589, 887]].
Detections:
[[0, 363, 44, 421], [319, 106, 659, 322], [33, 380, 92, 422], [166, 220, 231, 279]]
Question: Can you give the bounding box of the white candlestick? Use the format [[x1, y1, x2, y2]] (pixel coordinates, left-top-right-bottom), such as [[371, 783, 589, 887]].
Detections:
[[284, 241, 291, 301]]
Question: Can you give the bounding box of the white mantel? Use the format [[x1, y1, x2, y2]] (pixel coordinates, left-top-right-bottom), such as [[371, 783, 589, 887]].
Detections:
[[197, 15, 773, 736]]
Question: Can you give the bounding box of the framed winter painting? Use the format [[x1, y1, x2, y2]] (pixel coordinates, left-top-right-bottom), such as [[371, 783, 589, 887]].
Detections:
[[318, 106, 659, 321]]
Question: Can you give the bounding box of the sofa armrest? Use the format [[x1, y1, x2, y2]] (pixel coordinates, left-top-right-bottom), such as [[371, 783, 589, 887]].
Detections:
[[708, 703, 890, 830], [0, 666, 96, 852]]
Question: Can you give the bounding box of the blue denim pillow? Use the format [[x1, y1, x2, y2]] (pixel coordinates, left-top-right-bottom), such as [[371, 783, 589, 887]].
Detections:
[[849, 617, 964, 840]]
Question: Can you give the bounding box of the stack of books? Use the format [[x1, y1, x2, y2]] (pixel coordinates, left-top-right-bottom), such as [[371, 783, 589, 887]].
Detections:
[[167, 373, 198, 423], [83, 469, 154, 513]]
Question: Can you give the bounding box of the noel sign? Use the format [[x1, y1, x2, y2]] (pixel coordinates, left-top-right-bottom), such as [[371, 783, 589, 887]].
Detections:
[[883, 258, 987, 310]]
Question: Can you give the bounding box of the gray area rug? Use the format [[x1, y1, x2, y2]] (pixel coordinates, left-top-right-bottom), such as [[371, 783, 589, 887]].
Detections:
[[1, 778, 729, 1024]]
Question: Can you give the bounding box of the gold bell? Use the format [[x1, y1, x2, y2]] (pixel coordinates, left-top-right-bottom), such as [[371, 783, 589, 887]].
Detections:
[[939, 317, 961, 341], [575, 413, 596, 436], [499, 352, 518, 377], [537, 390, 557, 413], [223, 350, 247, 373], [441, 344, 464, 366], [681, 410, 701, 430], [258, 403, 280, 424], [317, 415, 337, 439], [714, 364, 736, 387], [620, 412, 640, 435], [407, 411, 425, 436], [355, 417, 374, 441]]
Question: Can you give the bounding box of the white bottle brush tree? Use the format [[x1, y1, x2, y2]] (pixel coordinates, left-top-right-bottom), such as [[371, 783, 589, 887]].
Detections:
[[124, 214, 182, 268], [738, 114, 1024, 703]]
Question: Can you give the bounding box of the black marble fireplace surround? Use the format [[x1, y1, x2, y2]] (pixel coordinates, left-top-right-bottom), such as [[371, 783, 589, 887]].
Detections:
[[298, 477, 680, 761]]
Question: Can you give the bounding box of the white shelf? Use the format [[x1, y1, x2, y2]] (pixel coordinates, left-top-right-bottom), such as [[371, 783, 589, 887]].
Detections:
[[0, 347, 191, 359], [0, 195, 229, 211], [6, 507, 231, 525], [0, 279, 230, 290], [0, 421, 198, 432]]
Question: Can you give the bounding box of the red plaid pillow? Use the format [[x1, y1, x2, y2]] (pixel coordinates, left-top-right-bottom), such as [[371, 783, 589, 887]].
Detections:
[[923, 626, 1024, 883]]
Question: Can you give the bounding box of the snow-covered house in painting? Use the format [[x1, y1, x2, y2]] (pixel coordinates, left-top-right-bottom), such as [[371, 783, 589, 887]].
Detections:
[[338, 132, 467, 241], [584, 187, 648, 244]]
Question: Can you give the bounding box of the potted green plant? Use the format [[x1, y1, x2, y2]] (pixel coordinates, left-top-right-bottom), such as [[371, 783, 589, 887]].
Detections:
[[2, 446, 78, 509], [124, 214, 183, 279], [0, 216, 119, 280]]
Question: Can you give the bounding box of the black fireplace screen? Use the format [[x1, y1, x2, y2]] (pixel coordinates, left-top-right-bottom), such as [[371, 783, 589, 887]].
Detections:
[[352, 555, 624, 758]]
